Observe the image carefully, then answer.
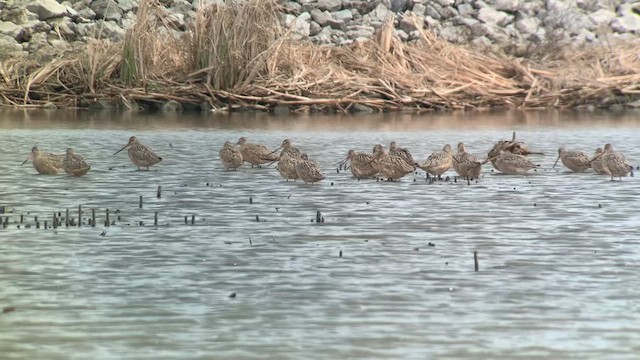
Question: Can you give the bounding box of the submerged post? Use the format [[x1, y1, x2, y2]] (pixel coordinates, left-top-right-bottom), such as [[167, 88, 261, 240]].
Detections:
[[139, 195, 143, 209], [191, 215, 195, 225], [78, 205, 82, 227], [20, 214, 23, 223], [316, 211, 321, 223], [105, 209, 110, 227], [53, 212, 57, 228], [474, 251, 479, 272], [65, 208, 69, 227], [91, 209, 96, 227], [154, 212, 158, 226], [157, 186, 162, 199]]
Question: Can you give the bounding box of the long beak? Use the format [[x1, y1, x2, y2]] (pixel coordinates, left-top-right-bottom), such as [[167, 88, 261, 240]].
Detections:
[[589, 153, 604, 163], [268, 146, 283, 156], [483, 157, 496, 164], [552, 156, 560, 168], [20, 158, 29, 166], [113, 144, 129, 156]]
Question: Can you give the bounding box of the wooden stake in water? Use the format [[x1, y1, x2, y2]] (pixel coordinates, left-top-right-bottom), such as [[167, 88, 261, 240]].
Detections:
[[157, 186, 162, 199], [65, 209, 69, 227], [474, 251, 479, 272], [53, 212, 57, 229], [154, 212, 158, 226], [105, 209, 110, 227], [139, 195, 143, 209], [78, 205, 82, 227], [20, 214, 23, 223], [36, 221, 40, 229], [44, 220, 48, 229], [316, 211, 322, 223], [191, 215, 195, 225], [92, 208, 96, 227]]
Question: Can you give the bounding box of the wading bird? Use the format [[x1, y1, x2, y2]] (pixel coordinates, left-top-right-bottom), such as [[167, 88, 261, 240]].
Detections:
[[590, 148, 608, 175], [236, 137, 278, 167], [418, 144, 453, 179], [114, 136, 162, 170], [492, 150, 539, 175], [553, 147, 591, 173], [219, 141, 243, 170], [63, 148, 91, 177], [295, 153, 325, 184], [389, 141, 416, 168], [21, 145, 64, 175], [339, 150, 378, 179], [276, 153, 301, 181], [372, 147, 415, 181], [452, 142, 484, 180], [600, 143, 632, 181]]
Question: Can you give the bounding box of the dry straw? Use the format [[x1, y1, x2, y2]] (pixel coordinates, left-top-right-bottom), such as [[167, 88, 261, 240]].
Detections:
[[0, 0, 638, 110]]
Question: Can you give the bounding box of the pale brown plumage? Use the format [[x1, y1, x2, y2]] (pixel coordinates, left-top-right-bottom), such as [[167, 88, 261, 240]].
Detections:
[[373, 149, 415, 181], [553, 147, 591, 173], [600, 143, 632, 181], [295, 153, 325, 183], [590, 148, 608, 175], [419, 144, 453, 177], [487, 132, 541, 169], [63, 148, 91, 177], [114, 136, 162, 170], [276, 154, 300, 181], [21, 146, 65, 175], [452, 142, 483, 180], [219, 141, 243, 170], [340, 150, 378, 179], [389, 141, 415, 168], [273, 139, 303, 160], [236, 137, 278, 167], [493, 150, 539, 175]]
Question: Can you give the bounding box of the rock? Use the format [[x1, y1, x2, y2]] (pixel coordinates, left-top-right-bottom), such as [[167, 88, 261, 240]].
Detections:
[[310, 9, 332, 27], [121, 11, 136, 30], [48, 17, 77, 40], [309, 20, 321, 35], [439, 6, 458, 19], [453, 16, 478, 28], [477, 7, 513, 27], [423, 16, 440, 28], [493, 0, 519, 12], [317, 0, 341, 12], [370, 3, 393, 22], [611, 15, 640, 33], [412, 3, 426, 16], [471, 35, 493, 48], [10, 20, 51, 42], [78, 7, 96, 20], [332, 9, 352, 22], [425, 4, 442, 20], [117, 0, 138, 12], [0, 33, 23, 59], [389, 0, 410, 12], [394, 28, 408, 41], [76, 20, 124, 41], [588, 8, 616, 25], [399, 15, 419, 32], [310, 25, 332, 43], [161, 100, 183, 112], [514, 17, 540, 35], [346, 24, 374, 38], [438, 25, 465, 42], [25, 0, 69, 20], [282, 1, 301, 14], [457, 3, 474, 16], [436, 0, 454, 6], [0, 21, 21, 38], [0, 4, 39, 23], [284, 14, 310, 38], [90, 0, 123, 21], [166, 13, 185, 31], [170, 0, 192, 14]]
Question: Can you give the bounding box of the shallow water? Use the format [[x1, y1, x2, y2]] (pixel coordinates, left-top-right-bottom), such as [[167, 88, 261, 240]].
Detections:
[[1, 109, 640, 360]]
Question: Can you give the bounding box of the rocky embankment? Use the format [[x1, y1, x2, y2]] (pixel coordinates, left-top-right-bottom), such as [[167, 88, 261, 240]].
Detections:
[[0, 0, 639, 61]]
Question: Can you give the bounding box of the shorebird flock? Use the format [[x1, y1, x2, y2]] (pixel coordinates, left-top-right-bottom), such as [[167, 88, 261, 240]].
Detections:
[[20, 132, 634, 182]]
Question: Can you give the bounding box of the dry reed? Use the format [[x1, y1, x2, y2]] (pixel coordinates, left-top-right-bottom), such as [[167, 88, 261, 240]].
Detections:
[[0, 0, 638, 111]]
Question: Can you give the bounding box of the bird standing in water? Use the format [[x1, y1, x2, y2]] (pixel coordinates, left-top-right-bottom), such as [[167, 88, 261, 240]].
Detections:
[[63, 148, 91, 177], [553, 147, 591, 173], [219, 141, 243, 171], [236, 137, 279, 167], [114, 136, 163, 170], [21, 145, 65, 175]]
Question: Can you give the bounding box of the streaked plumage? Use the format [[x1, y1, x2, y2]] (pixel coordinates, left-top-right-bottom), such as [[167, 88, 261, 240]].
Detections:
[[590, 148, 608, 175], [372, 148, 414, 181], [276, 154, 300, 181], [236, 137, 278, 167], [63, 148, 91, 177], [553, 147, 591, 172], [372, 144, 385, 155], [114, 136, 162, 170], [389, 141, 415, 168], [493, 150, 539, 175], [452, 142, 483, 180], [21, 146, 64, 175], [419, 144, 453, 177], [219, 141, 243, 170], [275, 139, 303, 159], [295, 153, 325, 184], [487, 132, 541, 169], [601, 143, 632, 181], [340, 150, 378, 179]]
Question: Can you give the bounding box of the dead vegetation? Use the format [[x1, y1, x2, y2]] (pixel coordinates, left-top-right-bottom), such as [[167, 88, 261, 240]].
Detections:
[[0, 0, 638, 112]]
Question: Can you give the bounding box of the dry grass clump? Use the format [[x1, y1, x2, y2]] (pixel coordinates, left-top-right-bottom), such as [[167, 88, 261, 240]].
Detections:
[[0, 0, 638, 110]]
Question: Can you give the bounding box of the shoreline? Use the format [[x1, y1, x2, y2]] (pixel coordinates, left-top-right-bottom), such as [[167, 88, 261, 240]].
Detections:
[[1, 0, 639, 112]]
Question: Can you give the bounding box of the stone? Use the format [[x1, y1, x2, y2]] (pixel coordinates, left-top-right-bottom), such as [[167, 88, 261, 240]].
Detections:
[[346, 24, 374, 38], [311, 25, 332, 43], [453, 16, 478, 28], [0, 33, 22, 59], [90, 0, 123, 21], [588, 9, 616, 25], [48, 17, 77, 40], [399, 15, 419, 32], [25, 0, 69, 20], [394, 28, 409, 41], [370, 3, 393, 22], [0, 21, 21, 38], [457, 3, 474, 16], [121, 10, 136, 30], [439, 6, 458, 19], [514, 17, 540, 35], [412, 3, 426, 16], [76, 20, 124, 41], [310, 9, 332, 27], [423, 16, 440, 28], [611, 15, 640, 33], [436, 0, 454, 6], [493, 0, 519, 12], [438, 25, 465, 42], [117, 0, 138, 12], [282, 1, 301, 14], [284, 14, 310, 38], [12, 20, 51, 42], [477, 7, 513, 27], [332, 9, 352, 22], [309, 21, 321, 35], [166, 13, 185, 31], [78, 7, 96, 20], [425, 4, 442, 20], [389, 0, 410, 12], [471, 35, 492, 48], [317, 0, 341, 12]]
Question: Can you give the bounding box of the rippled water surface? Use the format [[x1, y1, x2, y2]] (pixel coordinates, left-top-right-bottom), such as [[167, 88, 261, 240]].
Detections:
[[2, 109, 640, 359]]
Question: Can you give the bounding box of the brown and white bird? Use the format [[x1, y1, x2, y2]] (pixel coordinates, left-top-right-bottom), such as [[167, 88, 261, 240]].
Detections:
[[590, 148, 608, 175], [219, 141, 243, 170], [339, 150, 378, 179], [236, 137, 278, 167], [21, 145, 65, 175], [553, 147, 591, 173], [492, 150, 539, 175], [600, 143, 632, 181], [295, 153, 325, 184], [452, 142, 483, 180], [389, 141, 416, 168], [372, 147, 415, 181], [114, 136, 162, 170], [418, 144, 453, 179], [63, 148, 91, 177]]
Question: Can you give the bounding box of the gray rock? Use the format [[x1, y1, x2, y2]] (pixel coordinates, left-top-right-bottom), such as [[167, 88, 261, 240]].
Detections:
[[309, 20, 322, 35], [412, 3, 426, 16], [0, 21, 21, 38], [90, 0, 123, 21], [394, 28, 408, 41], [370, 3, 393, 22], [117, 0, 138, 12], [9, 20, 51, 42], [284, 14, 310, 38], [389, 0, 410, 12], [435, 0, 454, 6], [78, 7, 96, 20], [399, 15, 419, 32], [493, 0, 519, 12], [311, 9, 332, 27], [588, 8, 616, 25], [0, 33, 22, 58], [332, 9, 352, 22], [457, 3, 474, 16], [439, 6, 458, 19], [425, 4, 442, 20], [424, 16, 440, 28], [453, 16, 478, 28], [317, 0, 341, 12], [438, 25, 465, 42], [0, 4, 39, 23], [282, 1, 302, 14], [76, 20, 124, 41], [161, 100, 183, 113], [25, 0, 69, 20], [473, 0, 489, 9], [471, 35, 492, 48], [166, 13, 185, 30], [48, 17, 77, 40], [26, 31, 47, 50], [611, 14, 640, 33], [311, 25, 332, 43], [514, 17, 540, 35], [120, 10, 136, 29], [346, 24, 375, 38], [477, 7, 513, 27]]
